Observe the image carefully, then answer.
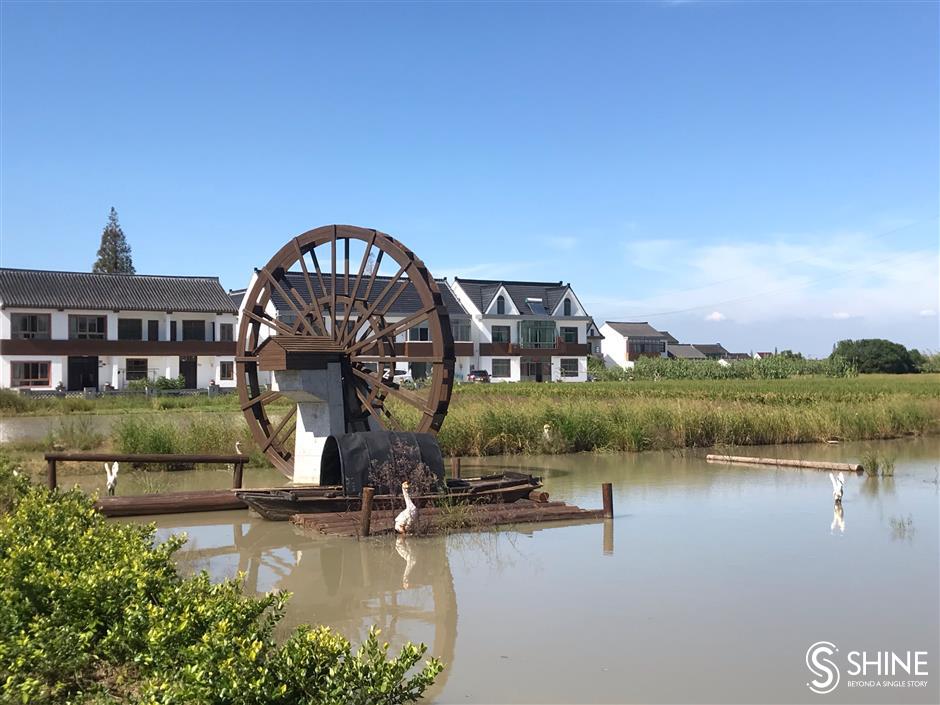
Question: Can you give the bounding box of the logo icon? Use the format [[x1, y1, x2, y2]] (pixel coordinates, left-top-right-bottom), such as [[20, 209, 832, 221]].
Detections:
[[806, 641, 840, 694]]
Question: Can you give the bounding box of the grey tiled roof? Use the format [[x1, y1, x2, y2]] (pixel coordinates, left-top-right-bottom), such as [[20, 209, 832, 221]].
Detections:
[[667, 344, 707, 359], [692, 343, 730, 357], [605, 321, 665, 338], [0, 268, 238, 313], [270, 273, 468, 317], [453, 278, 570, 315], [228, 289, 246, 310], [659, 330, 679, 344]]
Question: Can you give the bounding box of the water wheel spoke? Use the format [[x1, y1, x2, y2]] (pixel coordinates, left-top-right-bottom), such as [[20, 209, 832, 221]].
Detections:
[[259, 267, 319, 338], [292, 238, 330, 336], [347, 308, 434, 356], [340, 231, 377, 341], [242, 389, 281, 411], [340, 261, 409, 347], [243, 309, 296, 337], [308, 244, 332, 337], [330, 227, 337, 340], [262, 406, 297, 452], [349, 366, 430, 412]]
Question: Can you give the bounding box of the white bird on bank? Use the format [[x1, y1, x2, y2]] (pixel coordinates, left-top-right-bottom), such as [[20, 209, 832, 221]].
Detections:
[[830, 471, 845, 504], [105, 462, 119, 496], [394, 481, 419, 534], [542, 424, 553, 443], [235, 441, 243, 455]]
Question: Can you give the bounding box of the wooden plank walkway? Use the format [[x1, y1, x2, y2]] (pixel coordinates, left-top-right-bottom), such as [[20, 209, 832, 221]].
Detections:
[[291, 499, 605, 537]]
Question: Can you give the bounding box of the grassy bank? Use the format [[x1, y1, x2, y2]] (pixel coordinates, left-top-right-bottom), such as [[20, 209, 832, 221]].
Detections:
[[2, 376, 937, 469]]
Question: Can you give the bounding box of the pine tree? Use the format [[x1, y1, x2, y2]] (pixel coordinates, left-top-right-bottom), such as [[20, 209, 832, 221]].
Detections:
[[92, 207, 135, 274]]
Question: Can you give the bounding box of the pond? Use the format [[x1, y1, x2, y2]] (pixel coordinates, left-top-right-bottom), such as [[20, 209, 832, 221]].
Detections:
[[94, 438, 938, 703]]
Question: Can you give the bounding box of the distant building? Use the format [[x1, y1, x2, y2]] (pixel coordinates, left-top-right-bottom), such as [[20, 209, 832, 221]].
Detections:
[[754, 351, 774, 360], [0, 268, 237, 391], [691, 343, 730, 360], [666, 344, 707, 360], [450, 278, 592, 382], [587, 318, 605, 359], [599, 321, 668, 369]]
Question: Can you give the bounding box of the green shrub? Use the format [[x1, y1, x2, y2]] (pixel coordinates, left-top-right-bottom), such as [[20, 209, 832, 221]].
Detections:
[[0, 482, 442, 704]]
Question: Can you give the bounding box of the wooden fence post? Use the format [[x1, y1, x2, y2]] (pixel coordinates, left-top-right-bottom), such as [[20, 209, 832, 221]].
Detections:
[[451, 457, 461, 479], [602, 483, 613, 519], [360, 487, 376, 537], [233, 461, 244, 489], [47, 458, 57, 490]]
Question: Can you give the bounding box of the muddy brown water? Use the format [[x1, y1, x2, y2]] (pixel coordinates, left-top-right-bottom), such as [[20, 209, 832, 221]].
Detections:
[[67, 439, 940, 703]]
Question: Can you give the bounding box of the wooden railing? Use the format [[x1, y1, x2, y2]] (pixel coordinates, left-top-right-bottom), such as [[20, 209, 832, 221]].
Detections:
[[43, 452, 247, 490]]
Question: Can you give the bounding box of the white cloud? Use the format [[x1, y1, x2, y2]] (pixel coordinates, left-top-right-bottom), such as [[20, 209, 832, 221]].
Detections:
[[920, 309, 937, 317], [704, 311, 726, 322], [831, 312, 852, 320]]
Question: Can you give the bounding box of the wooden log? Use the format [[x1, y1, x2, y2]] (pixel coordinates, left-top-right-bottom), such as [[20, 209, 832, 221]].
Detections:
[[602, 483, 613, 519], [360, 487, 376, 537], [44, 452, 244, 464], [451, 457, 461, 479], [232, 461, 245, 489], [528, 490, 550, 503], [705, 454, 863, 473], [96, 490, 247, 517], [47, 458, 57, 490]]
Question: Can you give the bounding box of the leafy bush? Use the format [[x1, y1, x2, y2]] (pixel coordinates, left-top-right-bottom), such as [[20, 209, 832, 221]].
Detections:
[[0, 479, 442, 704], [831, 338, 919, 374], [152, 375, 186, 390]]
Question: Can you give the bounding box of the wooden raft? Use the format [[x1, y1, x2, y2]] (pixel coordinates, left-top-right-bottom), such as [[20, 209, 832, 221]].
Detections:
[[705, 454, 863, 473], [291, 499, 605, 537]]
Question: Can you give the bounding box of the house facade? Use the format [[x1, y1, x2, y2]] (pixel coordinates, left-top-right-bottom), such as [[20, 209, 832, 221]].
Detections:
[[599, 321, 668, 369], [0, 269, 238, 391], [449, 278, 592, 382]]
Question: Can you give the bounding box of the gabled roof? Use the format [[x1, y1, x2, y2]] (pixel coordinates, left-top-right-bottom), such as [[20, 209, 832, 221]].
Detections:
[[692, 343, 730, 356], [587, 317, 605, 339], [667, 344, 707, 360], [659, 330, 679, 344], [453, 278, 570, 316], [604, 321, 665, 338], [0, 268, 237, 313], [270, 273, 468, 317], [228, 289, 246, 310]]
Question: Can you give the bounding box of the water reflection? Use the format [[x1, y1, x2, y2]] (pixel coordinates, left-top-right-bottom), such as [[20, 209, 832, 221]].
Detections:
[[830, 502, 845, 533]]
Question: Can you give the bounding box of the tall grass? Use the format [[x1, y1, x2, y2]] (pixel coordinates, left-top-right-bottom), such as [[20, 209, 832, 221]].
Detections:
[[112, 416, 269, 466]]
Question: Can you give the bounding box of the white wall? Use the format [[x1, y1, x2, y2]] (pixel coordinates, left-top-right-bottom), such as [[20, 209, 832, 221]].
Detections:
[[551, 356, 588, 382], [599, 324, 630, 369]]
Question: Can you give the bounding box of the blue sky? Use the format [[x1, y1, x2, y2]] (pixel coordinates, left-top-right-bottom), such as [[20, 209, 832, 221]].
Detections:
[[1, 0, 937, 356]]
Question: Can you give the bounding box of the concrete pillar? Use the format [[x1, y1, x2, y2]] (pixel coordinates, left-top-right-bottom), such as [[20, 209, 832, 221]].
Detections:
[[273, 363, 346, 484]]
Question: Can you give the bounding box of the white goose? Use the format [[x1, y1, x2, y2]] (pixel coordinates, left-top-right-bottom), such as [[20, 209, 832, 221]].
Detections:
[[830, 471, 845, 504], [394, 481, 419, 534], [105, 462, 120, 496]]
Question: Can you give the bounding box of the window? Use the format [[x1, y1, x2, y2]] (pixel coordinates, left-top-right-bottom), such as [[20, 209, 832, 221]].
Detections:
[[170, 321, 177, 341], [219, 323, 234, 342], [563, 298, 572, 316], [182, 320, 205, 341], [451, 320, 471, 341], [117, 319, 143, 340], [219, 361, 234, 380], [148, 320, 159, 341], [496, 295, 505, 315], [560, 359, 579, 377], [408, 325, 429, 341], [126, 358, 148, 381], [11, 361, 49, 387], [69, 315, 107, 340], [11, 313, 50, 339], [561, 326, 578, 343], [491, 325, 510, 343], [518, 320, 556, 348], [492, 359, 511, 378]]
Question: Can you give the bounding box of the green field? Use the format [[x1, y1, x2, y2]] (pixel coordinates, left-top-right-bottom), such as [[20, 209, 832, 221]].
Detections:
[[3, 376, 938, 465]]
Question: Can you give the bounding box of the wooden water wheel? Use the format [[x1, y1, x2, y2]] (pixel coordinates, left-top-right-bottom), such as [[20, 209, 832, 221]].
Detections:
[[236, 225, 455, 476]]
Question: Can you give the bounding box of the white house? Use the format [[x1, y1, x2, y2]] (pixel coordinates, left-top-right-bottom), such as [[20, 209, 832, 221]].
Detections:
[[449, 278, 591, 382], [0, 268, 238, 391], [599, 321, 669, 369]]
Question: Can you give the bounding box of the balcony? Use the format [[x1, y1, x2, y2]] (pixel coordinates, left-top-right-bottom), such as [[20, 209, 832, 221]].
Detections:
[[0, 339, 236, 356], [479, 338, 590, 358]]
